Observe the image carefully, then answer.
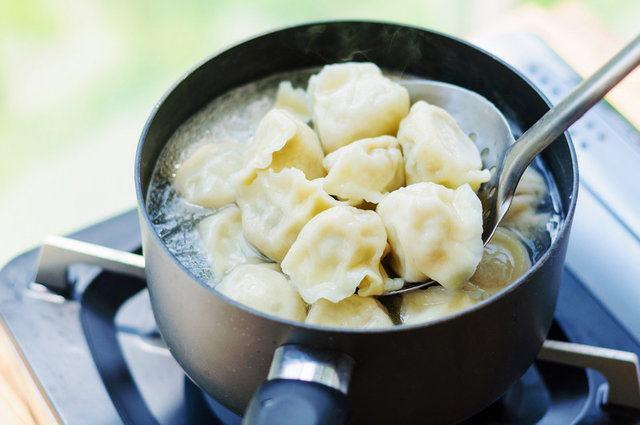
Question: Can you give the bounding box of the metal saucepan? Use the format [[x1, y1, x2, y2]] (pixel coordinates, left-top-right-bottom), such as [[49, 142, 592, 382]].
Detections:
[[135, 21, 578, 424]]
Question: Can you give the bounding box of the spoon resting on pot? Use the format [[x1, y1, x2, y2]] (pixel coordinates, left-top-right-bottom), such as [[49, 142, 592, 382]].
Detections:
[[385, 33, 640, 296]]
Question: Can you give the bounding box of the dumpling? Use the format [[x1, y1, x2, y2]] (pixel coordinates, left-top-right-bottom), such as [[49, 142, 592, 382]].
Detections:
[[173, 141, 244, 209], [397, 101, 490, 190], [376, 182, 484, 290], [274, 81, 311, 122], [308, 62, 410, 153], [470, 227, 531, 293], [306, 296, 393, 328], [236, 109, 325, 185], [281, 206, 387, 303], [197, 205, 265, 280], [379, 263, 405, 293], [322, 136, 405, 205], [236, 167, 339, 262], [514, 167, 547, 198], [504, 167, 549, 229], [216, 264, 306, 321], [400, 286, 480, 325]]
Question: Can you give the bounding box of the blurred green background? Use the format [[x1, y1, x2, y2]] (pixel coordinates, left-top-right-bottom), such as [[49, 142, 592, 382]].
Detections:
[[1, 0, 638, 264]]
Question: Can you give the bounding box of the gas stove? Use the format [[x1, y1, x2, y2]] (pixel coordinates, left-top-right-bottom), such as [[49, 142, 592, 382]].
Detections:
[[2, 33, 640, 424]]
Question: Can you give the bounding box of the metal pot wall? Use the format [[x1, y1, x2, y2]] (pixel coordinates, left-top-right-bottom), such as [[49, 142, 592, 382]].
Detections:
[[135, 21, 578, 424]]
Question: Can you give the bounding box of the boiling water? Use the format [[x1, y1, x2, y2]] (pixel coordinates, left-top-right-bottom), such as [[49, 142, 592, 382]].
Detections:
[[146, 68, 563, 288]]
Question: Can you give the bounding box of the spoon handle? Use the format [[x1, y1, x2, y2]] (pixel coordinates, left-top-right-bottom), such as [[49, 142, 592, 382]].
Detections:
[[499, 33, 640, 208]]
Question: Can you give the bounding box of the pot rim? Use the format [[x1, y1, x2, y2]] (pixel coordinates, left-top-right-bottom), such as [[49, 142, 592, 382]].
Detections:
[[135, 19, 579, 335]]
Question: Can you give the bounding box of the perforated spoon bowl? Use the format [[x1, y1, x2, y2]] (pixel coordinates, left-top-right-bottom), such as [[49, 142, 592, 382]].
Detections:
[[386, 33, 640, 295]]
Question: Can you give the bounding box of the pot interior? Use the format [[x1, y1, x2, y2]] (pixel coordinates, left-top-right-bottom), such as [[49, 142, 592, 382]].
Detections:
[[136, 20, 577, 285]]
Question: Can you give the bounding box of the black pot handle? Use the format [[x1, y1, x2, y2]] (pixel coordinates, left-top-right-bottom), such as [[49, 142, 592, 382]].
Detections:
[[244, 378, 350, 425], [242, 345, 354, 425]]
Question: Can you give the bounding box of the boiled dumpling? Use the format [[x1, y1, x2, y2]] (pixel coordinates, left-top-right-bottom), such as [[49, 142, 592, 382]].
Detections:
[[515, 167, 547, 198], [274, 81, 311, 122], [282, 205, 387, 303], [308, 62, 410, 153], [379, 263, 405, 293], [173, 141, 244, 209], [322, 136, 405, 205], [236, 109, 325, 185], [470, 227, 531, 293], [197, 205, 265, 280], [504, 167, 549, 230], [505, 167, 547, 220], [400, 286, 481, 325], [236, 167, 339, 262], [376, 182, 484, 290], [397, 101, 490, 190], [216, 264, 306, 321], [306, 296, 393, 328]]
